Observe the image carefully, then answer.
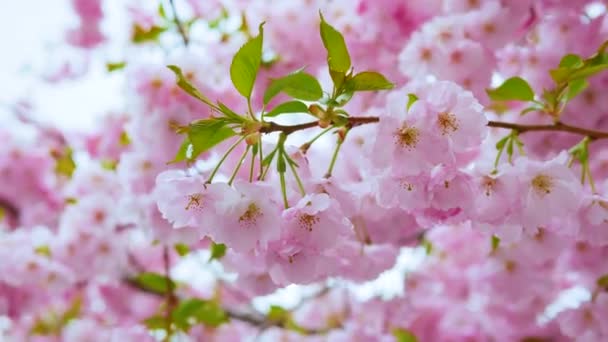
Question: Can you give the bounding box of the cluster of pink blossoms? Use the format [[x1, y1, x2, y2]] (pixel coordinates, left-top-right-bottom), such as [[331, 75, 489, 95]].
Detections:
[[2, 0, 608, 341]]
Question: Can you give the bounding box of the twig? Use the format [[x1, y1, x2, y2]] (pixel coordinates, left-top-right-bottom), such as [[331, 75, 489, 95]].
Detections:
[[259, 116, 379, 135], [487, 121, 608, 141], [259, 115, 608, 141], [169, 0, 189, 46]]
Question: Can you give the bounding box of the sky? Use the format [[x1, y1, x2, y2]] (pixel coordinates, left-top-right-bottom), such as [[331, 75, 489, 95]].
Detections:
[[0, 1, 123, 131]]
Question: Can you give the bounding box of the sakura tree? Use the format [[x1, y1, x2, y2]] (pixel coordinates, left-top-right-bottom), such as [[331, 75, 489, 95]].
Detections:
[[2, 0, 608, 341]]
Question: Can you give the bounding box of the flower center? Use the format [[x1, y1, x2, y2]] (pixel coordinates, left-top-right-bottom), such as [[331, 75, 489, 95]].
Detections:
[[394, 124, 420, 150], [185, 194, 203, 210], [482, 176, 497, 196], [400, 180, 414, 192], [437, 112, 459, 135], [298, 214, 320, 232], [239, 203, 263, 227], [531, 174, 553, 197]]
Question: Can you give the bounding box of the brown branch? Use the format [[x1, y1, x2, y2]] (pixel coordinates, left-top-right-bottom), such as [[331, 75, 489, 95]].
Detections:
[[169, 0, 189, 46], [259, 115, 608, 141], [487, 121, 608, 141], [260, 116, 379, 135]]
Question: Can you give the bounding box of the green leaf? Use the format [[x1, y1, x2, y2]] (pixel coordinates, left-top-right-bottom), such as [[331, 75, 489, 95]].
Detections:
[[597, 274, 608, 289], [421, 239, 433, 255], [131, 272, 175, 295], [209, 242, 227, 261], [187, 119, 237, 159], [143, 315, 166, 330], [100, 159, 117, 171], [486, 77, 535, 102], [263, 70, 323, 104], [565, 79, 589, 101], [344, 71, 394, 91], [170, 136, 193, 164], [174, 243, 190, 257], [491, 235, 500, 252], [559, 54, 583, 68], [132, 24, 167, 43], [106, 61, 126, 72], [35, 245, 52, 257], [393, 328, 418, 342], [172, 299, 228, 330], [61, 297, 82, 323], [267, 305, 289, 322], [335, 91, 354, 107], [52, 147, 76, 178], [520, 105, 543, 116], [406, 93, 418, 111], [217, 102, 244, 123], [119, 131, 131, 146], [158, 3, 167, 20], [167, 65, 216, 108], [230, 23, 264, 99], [319, 13, 351, 73], [569, 64, 608, 80], [265, 101, 309, 117]]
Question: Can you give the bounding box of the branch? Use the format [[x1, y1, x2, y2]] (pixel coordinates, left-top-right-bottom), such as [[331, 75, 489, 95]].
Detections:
[[260, 116, 379, 135], [487, 121, 608, 141], [123, 275, 337, 335], [258, 115, 608, 141], [169, 0, 189, 46]]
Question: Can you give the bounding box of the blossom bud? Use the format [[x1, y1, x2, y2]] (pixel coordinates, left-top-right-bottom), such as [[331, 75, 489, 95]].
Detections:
[[308, 104, 327, 119], [245, 132, 261, 145]]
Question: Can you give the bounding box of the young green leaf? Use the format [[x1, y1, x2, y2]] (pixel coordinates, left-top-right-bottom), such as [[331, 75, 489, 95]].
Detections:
[[230, 23, 264, 99], [174, 243, 190, 257], [172, 299, 228, 330], [486, 77, 535, 102], [406, 93, 418, 111], [559, 54, 583, 68], [393, 328, 418, 342], [167, 65, 216, 108], [130, 272, 175, 295], [217, 101, 245, 123], [186, 119, 237, 159], [208, 242, 227, 261], [263, 70, 323, 104], [170, 137, 193, 164], [344, 71, 394, 91], [143, 315, 166, 330], [319, 13, 351, 73], [52, 147, 77, 178], [132, 24, 167, 43], [265, 101, 309, 117], [565, 78, 589, 101], [106, 61, 126, 72], [491, 235, 500, 252]]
